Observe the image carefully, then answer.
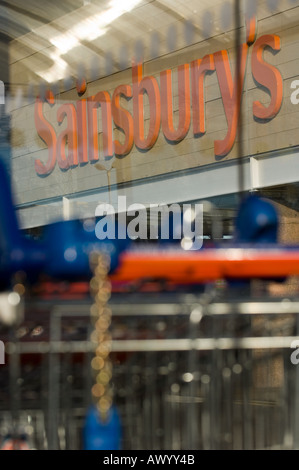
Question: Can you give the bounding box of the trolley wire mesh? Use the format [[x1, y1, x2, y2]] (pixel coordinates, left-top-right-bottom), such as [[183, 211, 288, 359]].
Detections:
[[0, 290, 299, 450]]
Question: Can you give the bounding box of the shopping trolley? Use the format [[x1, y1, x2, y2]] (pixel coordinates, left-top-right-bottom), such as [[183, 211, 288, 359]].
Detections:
[[1, 156, 299, 449]]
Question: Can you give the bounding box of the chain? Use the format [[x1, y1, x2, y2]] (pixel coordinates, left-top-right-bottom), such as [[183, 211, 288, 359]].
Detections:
[[89, 252, 113, 421]]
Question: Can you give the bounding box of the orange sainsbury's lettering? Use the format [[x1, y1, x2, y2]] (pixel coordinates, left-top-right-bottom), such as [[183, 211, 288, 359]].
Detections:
[[191, 54, 215, 136], [34, 30, 283, 176], [34, 98, 57, 176], [160, 64, 191, 142], [76, 99, 88, 164], [87, 91, 113, 162], [132, 63, 161, 150], [112, 84, 134, 156], [214, 44, 249, 157], [251, 34, 283, 121], [246, 16, 257, 46], [56, 103, 78, 169]]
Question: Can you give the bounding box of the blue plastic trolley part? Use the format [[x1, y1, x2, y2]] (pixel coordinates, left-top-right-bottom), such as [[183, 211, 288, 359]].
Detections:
[[83, 405, 122, 450], [0, 156, 284, 451], [0, 157, 130, 284], [234, 193, 279, 244], [0, 157, 128, 451]]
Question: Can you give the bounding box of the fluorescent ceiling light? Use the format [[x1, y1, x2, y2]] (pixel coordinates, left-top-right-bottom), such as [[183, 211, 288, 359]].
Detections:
[[50, 0, 142, 54], [50, 34, 79, 54], [38, 0, 142, 82], [40, 53, 68, 83]]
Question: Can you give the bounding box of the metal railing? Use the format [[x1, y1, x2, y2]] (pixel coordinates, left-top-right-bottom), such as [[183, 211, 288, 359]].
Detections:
[[1, 291, 299, 450]]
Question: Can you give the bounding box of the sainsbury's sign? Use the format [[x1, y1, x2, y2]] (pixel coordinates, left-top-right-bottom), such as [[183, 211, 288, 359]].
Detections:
[[34, 26, 283, 176]]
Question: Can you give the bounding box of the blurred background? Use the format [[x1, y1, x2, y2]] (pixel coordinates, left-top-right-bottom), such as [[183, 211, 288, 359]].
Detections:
[[1, 0, 299, 450]]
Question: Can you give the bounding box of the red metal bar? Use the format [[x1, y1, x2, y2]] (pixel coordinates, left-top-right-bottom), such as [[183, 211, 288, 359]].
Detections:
[[109, 248, 299, 284]]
